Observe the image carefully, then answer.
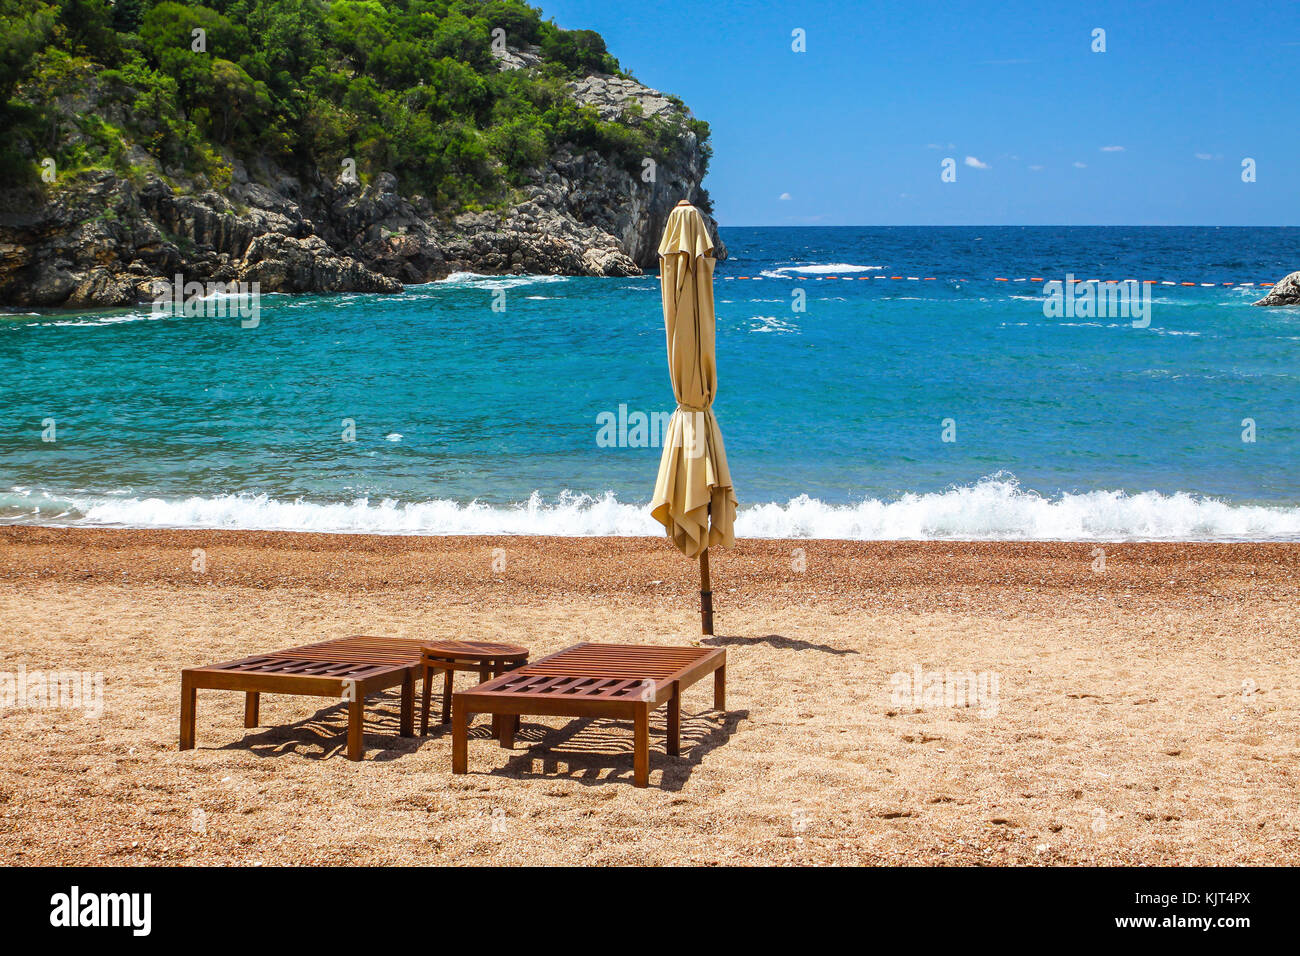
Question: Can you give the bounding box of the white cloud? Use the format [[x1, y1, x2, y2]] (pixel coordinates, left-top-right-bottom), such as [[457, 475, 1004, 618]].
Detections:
[[778, 192, 792, 201], [1100, 145, 1125, 152], [964, 156, 990, 169], [1073, 161, 1087, 168], [1028, 164, 1044, 171], [1194, 152, 1217, 160]]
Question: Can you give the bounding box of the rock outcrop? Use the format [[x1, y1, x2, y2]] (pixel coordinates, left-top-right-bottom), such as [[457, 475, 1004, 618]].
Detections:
[[1253, 271, 1300, 306], [0, 59, 722, 309]]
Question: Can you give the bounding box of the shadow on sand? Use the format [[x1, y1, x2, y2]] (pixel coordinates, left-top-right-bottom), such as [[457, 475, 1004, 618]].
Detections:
[[457, 707, 750, 791], [703, 633, 858, 656], [213, 690, 419, 762], [208, 689, 745, 788]]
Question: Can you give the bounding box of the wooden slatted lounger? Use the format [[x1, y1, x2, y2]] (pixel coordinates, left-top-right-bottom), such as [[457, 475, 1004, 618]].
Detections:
[[180, 636, 426, 760], [452, 642, 726, 788]]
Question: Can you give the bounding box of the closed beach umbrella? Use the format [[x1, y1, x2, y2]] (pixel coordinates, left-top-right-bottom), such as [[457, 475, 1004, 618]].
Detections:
[[650, 200, 738, 634]]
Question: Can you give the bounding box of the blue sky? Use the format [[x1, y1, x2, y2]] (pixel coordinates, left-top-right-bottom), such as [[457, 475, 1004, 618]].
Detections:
[[539, 0, 1298, 226]]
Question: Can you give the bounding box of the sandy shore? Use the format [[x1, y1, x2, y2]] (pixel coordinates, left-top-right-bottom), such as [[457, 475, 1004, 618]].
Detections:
[[1, 526, 1297, 865]]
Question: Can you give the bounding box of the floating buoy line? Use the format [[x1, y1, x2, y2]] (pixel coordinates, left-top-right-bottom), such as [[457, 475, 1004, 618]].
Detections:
[[707, 275, 1274, 287]]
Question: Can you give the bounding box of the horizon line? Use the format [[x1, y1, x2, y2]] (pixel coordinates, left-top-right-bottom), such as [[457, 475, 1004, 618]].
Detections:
[[717, 223, 1297, 229]]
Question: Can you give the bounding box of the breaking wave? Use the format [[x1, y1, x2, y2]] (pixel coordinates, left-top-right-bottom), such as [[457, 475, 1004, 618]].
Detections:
[[759, 263, 882, 278], [4, 479, 1299, 541]]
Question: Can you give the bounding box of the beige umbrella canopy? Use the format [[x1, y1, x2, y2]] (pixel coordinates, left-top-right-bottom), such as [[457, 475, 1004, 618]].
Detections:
[[650, 200, 738, 634]]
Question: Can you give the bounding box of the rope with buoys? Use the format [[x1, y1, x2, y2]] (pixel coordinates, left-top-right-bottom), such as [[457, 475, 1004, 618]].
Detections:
[[705, 275, 1274, 287]]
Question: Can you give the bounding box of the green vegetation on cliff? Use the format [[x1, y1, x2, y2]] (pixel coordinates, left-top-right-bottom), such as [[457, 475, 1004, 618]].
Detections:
[[0, 0, 711, 208]]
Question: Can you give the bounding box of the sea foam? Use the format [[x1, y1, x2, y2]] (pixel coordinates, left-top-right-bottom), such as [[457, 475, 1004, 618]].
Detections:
[[760, 263, 882, 278], [435, 272, 570, 291], [5, 479, 1299, 541]]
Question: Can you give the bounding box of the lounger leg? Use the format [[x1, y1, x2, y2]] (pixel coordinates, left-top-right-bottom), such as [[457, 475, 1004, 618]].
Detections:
[[489, 665, 503, 735], [667, 690, 680, 757], [714, 665, 726, 711], [452, 700, 468, 774], [347, 696, 365, 761], [420, 665, 432, 736], [180, 675, 196, 751], [498, 711, 514, 749], [633, 704, 650, 788], [441, 669, 454, 723], [399, 670, 415, 737], [244, 691, 259, 728]]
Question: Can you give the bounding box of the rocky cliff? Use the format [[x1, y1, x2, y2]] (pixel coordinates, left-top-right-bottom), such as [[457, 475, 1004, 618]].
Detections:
[[0, 54, 724, 309]]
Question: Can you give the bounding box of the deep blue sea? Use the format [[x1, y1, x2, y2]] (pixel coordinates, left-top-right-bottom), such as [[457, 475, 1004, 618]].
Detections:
[[4, 226, 1299, 540]]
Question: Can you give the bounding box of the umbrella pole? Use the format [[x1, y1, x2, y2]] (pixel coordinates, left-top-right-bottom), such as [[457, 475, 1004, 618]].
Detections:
[[699, 548, 714, 635]]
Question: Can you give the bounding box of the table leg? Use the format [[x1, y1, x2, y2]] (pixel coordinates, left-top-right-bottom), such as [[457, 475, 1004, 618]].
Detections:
[[244, 691, 260, 728], [452, 699, 468, 774], [714, 664, 726, 711], [441, 669, 454, 724], [667, 689, 680, 756], [498, 711, 514, 749], [633, 703, 650, 788], [419, 665, 433, 735], [347, 695, 364, 761], [179, 675, 196, 751], [399, 669, 415, 737]]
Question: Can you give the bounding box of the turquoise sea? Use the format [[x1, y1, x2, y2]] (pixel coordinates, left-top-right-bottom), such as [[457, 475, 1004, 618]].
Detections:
[[3, 226, 1299, 540]]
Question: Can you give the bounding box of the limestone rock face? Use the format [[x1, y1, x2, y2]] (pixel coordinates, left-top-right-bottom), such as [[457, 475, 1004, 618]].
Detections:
[[569, 75, 679, 122], [1253, 271, 1300, 306], [237, 234, 402, 294], [0, 170, 399, 305], [490, 43, 543, 72], [563, 72, 725, 267], [424, 64, 726, 274], [68, 267, 137, 308], [0, 56, 721, 307]]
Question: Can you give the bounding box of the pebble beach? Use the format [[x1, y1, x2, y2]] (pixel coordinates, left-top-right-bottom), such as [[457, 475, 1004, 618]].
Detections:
[[2, 527, 1296, 866]]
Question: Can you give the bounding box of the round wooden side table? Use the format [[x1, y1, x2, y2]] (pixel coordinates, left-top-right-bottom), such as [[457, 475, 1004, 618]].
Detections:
[[419, 640, 529, 735]]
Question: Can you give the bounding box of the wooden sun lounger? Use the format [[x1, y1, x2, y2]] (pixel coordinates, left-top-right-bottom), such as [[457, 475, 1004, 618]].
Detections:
[[180, 636, 426, 760], [451, 642, 726, 787]]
